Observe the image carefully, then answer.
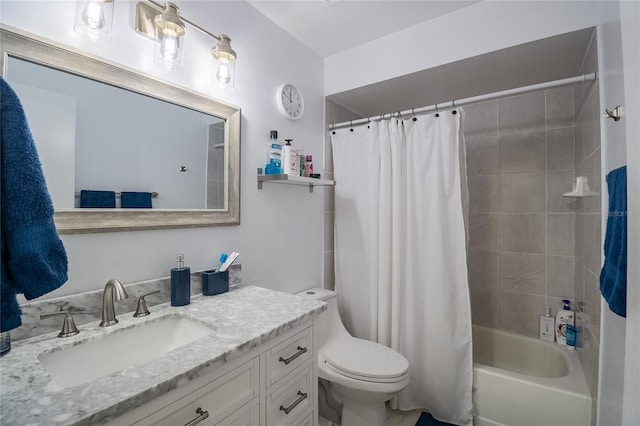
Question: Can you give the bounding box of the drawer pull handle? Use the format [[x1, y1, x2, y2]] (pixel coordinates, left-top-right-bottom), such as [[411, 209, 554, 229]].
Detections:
[[279, 391, 308, 415], [184, 407, 209, 426], [279, 346, 307, 365]]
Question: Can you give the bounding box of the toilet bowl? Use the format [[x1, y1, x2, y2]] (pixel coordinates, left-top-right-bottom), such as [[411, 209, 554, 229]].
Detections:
[[297, 288, 409, 426]]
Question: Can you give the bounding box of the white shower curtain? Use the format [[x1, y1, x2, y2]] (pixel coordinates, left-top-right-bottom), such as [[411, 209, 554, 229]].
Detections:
[[331, 112, 473, 426]]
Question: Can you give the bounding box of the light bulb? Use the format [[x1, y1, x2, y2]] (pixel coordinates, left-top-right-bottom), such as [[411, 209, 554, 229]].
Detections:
[[160, 33, 180, 60], [216, 62, 231, 87], [82, 1, 105, 30]]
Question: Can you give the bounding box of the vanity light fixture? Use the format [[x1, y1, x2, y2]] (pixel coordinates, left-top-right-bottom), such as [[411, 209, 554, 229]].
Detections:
[[135, 0, 237, 87], [73, 0, 115, 42]]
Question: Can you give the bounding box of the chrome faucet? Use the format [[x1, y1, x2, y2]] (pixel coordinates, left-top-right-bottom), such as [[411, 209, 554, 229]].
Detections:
[[100, 279, 129, 327]]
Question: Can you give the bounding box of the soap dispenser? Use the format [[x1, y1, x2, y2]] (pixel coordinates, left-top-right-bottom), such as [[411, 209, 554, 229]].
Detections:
[[171, 254, 191, 306]]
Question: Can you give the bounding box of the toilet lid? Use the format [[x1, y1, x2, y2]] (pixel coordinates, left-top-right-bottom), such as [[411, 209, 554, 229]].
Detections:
[[324, 338, 409, 381]]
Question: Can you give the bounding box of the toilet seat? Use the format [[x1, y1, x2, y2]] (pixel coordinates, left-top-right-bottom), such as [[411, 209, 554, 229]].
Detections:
[[323, 337, 409, 383]]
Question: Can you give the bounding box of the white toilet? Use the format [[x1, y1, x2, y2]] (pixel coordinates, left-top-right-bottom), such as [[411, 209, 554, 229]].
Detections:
[[297, 288, 409, 426]]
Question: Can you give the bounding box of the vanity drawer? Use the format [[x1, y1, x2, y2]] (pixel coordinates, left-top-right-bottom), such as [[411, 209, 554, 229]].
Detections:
[[266, 363, 313, 426], [134, 357, 259, 425], [217, 399, 260, 426], [266, 326, 312, 387], [293, 411, 313, 426]]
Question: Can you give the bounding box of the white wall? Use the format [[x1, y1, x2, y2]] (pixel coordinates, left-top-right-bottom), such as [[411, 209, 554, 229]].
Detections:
[[1, 0, 326, 298], [12, 82, 77, 209], [619, 1, 640, 422], [324, 1, 599, 96]]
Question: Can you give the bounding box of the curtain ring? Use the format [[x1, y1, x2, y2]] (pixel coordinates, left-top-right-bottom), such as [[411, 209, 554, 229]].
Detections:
[[412, 108, 417, 121], [350, 119, 354, 132], [435, 103, 440, 118], [452, 100, 458, 114]]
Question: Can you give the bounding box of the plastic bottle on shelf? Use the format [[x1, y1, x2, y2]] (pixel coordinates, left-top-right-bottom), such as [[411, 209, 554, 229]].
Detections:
[[299, 153, 306, 177], [282, 139, 298, 176], [264, 130, 282, 175], [305, 155, 313, 177]]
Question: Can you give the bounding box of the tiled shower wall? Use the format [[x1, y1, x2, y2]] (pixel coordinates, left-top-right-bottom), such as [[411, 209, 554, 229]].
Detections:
[[465, 86, 577, 337], [324, 99, 363, 289], [206, 121, 225, 209], [573, 31, 601, 424]]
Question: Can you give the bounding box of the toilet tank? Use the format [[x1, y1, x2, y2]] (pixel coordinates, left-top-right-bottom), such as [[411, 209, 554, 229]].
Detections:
[[296, 288, 350, 349]]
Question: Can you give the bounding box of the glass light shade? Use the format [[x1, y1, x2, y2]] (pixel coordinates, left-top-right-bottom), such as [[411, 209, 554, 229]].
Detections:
[[154, 31, 184, 70], [212, 58, 235, 90], [73, 0, 114, 42], [153, 3, 186, 71], [211, 35, 236, 89]]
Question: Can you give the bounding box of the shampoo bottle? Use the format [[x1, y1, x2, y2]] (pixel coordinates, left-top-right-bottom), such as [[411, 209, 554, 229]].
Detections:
[[555, 299, 574, 346], [540, 306, 555, 342], [171, 254, 191, 306], [282, 139, 298, 176]]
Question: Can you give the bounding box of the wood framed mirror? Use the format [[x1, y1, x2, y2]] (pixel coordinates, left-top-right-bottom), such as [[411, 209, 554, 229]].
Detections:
[[1, 26, 240, 234]]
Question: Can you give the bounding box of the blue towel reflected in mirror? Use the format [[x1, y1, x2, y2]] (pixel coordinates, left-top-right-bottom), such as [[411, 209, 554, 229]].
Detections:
[[79, 190, 116, 208], [121, 192, 152, 208]]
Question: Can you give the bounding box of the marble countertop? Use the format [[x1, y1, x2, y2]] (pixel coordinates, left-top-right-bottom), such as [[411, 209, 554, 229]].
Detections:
[[0, 285, 326, 425]]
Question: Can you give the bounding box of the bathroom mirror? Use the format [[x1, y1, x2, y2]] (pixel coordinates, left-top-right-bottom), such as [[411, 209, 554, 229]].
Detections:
[[0, 27, 240, 233]]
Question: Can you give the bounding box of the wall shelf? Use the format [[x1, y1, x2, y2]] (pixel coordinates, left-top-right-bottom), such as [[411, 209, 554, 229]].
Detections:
[[257, 169, 335, 193]]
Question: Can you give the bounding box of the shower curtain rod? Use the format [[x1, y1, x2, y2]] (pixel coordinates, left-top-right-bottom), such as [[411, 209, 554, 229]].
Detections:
[[329, 72, 597, 130]]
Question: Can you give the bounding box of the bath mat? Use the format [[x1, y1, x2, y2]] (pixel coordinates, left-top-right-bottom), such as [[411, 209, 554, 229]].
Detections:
[[415, 411, 454, 426]]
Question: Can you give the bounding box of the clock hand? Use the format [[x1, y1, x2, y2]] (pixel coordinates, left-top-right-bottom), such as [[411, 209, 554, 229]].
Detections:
[[287, 88, 292, 103]]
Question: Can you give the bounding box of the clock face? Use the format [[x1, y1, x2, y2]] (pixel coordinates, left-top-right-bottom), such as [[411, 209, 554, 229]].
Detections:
[[276, 83, 304, 120]]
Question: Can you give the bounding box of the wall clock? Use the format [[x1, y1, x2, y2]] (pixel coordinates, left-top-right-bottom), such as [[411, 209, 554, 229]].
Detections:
[[276, 83, 304, 120]]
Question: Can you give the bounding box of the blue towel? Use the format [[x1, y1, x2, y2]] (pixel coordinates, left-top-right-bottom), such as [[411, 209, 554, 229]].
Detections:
[[1, 78, 68, 332], [80, 190, 116, 208], [120, 192, 152, 208], [600, 166, 627, 317], [415, 412, 455, 426]]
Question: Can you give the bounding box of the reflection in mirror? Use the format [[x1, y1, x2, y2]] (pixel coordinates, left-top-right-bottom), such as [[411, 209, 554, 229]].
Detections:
[[8, 57, 226, 210], [0, 27, 240, 233]]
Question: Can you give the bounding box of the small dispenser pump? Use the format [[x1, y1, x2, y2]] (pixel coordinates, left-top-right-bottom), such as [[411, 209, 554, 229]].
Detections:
[[171, 254, 191, 306], [539, 306, 555, 342]]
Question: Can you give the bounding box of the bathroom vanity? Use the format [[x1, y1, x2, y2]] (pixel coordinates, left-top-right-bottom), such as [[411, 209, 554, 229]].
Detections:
[[0, 285, 326, 425]]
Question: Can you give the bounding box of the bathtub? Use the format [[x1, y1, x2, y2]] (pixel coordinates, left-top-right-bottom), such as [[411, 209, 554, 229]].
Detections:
[[472, 325, 591, 426]]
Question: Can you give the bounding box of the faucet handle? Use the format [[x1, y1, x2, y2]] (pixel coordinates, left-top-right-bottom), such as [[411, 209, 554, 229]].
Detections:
[[133, 290, 161, 318], [40, 311, 80, 338]]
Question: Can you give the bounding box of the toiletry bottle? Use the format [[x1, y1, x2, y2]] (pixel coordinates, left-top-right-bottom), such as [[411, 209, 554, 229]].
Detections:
[[540, 306, 555, 342], [171, 254, 191, 306], [566, 324, 577, 350], [299, 153, 306, 177], [555, 299, 574, 346], [264, 130, 282, 175], [305, 155, 313, 177], [282, 139, 298, 176]]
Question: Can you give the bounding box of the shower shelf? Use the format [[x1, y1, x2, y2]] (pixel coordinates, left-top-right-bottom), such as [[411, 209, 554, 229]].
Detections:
[[257, 169, 335, 193]]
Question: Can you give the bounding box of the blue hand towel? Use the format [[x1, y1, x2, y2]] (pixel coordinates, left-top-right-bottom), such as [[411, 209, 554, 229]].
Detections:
[[80, 190, 116, 208], [1, 78, 68, 332], [120, 191, 152, 208], [600, 166, 627, 317]]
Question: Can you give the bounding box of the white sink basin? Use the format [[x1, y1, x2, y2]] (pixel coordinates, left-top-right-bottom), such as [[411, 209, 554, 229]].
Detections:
[[38, 316, 215, 389]]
